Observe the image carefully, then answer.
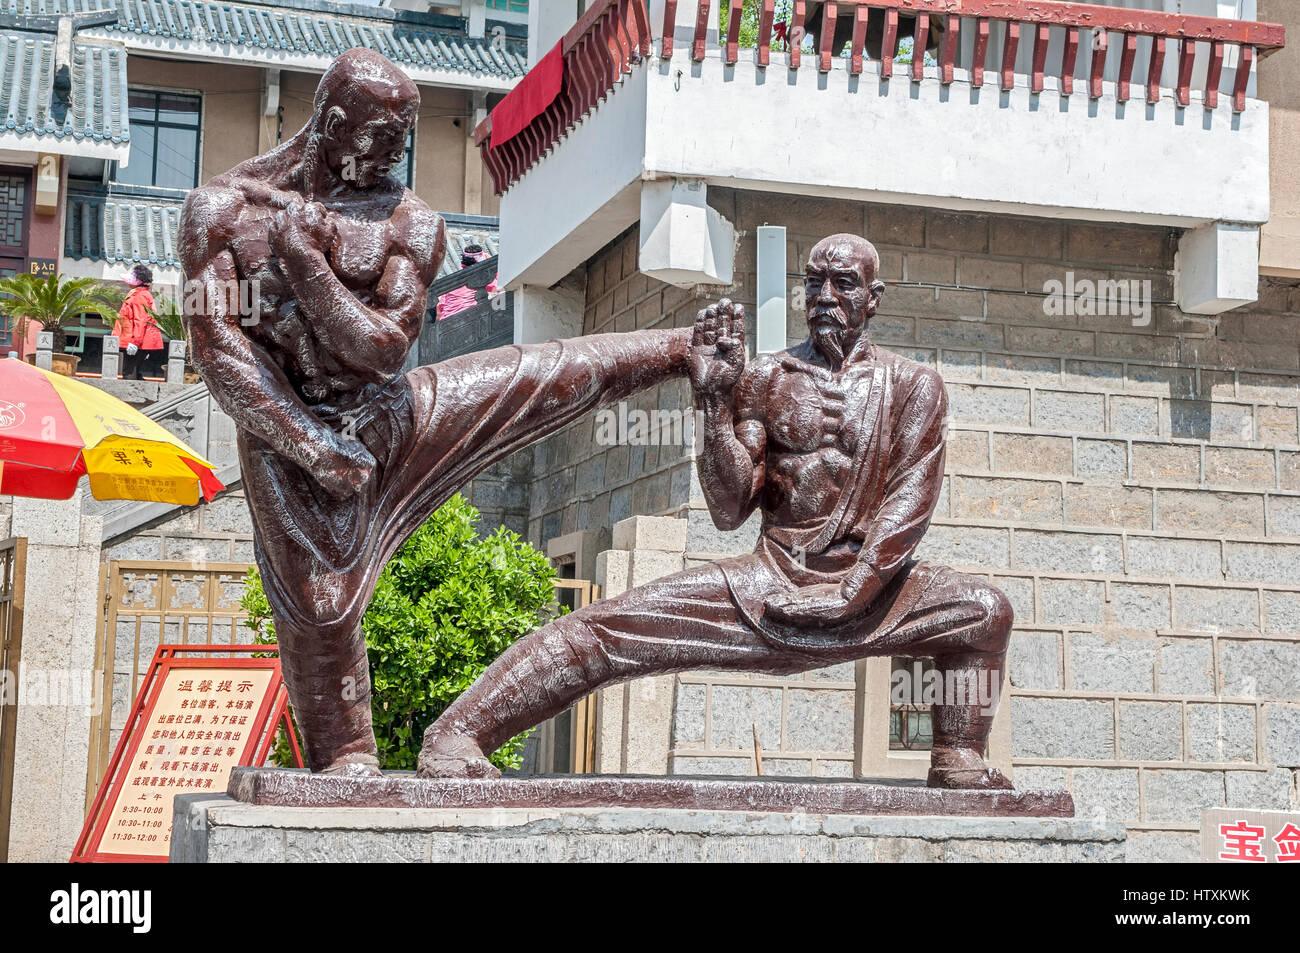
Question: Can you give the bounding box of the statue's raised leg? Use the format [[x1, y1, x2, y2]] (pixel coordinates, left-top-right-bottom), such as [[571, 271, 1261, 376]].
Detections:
[[247, 328, 691, 773]]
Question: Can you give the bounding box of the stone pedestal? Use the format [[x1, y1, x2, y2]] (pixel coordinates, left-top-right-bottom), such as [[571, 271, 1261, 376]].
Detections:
[[171, 797, 1124, 864], [168, 768, 1125, 863]]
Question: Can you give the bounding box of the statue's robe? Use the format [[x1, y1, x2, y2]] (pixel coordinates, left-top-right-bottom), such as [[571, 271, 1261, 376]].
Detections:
[[236, 329, 688, 768], [241, 329, 687, 637], [718, 345, 957, 652], [571, 345, 1007, 672]]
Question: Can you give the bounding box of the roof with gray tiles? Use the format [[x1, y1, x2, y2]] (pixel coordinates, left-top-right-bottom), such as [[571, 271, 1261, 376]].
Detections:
[[2, 0, 528, 80], [65, 186, 499, 276], [0, 30, 129, 145], [439, 213, 500, 279], [65, 186, 183, 266]]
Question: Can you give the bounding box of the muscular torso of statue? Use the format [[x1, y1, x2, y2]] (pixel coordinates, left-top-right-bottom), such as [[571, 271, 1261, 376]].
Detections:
[[740, 357, 868, 529], [218, 180, 436, 412]]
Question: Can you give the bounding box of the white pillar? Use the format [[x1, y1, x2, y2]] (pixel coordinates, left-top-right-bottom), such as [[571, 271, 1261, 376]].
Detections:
[[513, 278, 585, 346], [592, 516, 687, 775], [463, 0, 486, 39], [35, 331, 54, 371], [528, 0, 582, 66], [166, 339, 186, 384], [100, 335, 120, 381], [756, 225, 788, 354], [7, 491, 103, 862]]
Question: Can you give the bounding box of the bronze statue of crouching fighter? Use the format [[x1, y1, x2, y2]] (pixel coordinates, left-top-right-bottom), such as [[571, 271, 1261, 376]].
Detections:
[[420, 234, 1014, 789]]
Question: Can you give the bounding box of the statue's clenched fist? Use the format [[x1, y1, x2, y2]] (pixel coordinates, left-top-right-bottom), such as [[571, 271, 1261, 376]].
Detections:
[[688, 298, 746, 399], [307, 434, 376, 499]]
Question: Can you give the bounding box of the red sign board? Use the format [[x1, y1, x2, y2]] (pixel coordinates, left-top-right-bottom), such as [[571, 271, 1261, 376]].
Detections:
[[72, 644, 301, 863]]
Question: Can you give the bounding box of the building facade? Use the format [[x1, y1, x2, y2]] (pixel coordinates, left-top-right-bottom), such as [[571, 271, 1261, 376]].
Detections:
[[1, 0, 527, 374], [3, 0, 1298, 863], [470, 0, 1300, 861]]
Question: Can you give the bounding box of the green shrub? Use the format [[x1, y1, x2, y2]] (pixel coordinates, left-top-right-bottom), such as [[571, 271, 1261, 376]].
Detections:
[[241, 494, 559, 771]]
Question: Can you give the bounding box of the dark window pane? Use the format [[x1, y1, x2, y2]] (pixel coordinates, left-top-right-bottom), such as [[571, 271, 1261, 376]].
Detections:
[[889, 657, 935, 751], [392, 127, 415, 188], [128, 90, 157, 118], [115, 89, 201, 188], [0, 176, 26, 249], [157, 93, 201, 126]]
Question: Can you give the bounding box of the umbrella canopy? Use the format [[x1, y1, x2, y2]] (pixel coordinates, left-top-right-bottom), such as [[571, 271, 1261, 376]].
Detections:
[[0, 358, 224, 505]]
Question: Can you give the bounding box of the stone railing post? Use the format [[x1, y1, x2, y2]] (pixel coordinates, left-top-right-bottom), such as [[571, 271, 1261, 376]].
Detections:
[[101, 335, 120, 380], [592, 515, 686, 775], [34, 330, 54, 370], [166, 339, 186, 384]]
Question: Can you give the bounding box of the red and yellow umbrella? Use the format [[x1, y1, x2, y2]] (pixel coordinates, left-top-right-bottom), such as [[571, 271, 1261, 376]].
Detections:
[[0, 358, 224, 504]]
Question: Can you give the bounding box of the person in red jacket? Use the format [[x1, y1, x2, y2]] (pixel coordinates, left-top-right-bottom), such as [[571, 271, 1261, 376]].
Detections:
[[112, 264, 164, 379]]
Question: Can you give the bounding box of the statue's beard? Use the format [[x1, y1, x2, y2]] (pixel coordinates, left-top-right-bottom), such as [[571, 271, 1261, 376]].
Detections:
[[812, 324, 845, 367]]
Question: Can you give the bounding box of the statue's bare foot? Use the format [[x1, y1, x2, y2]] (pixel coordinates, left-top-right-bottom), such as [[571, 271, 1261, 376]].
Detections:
[[928, 766, 1014, 789], [417, 732, 500, 779], [317, 756, 383, 778], [926, 746, 1014, 790]]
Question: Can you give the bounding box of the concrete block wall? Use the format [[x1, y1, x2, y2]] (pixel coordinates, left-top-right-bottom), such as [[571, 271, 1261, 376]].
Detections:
[[524, 227, 703, 556], [102, 488, 256, 564], [528, 189, 1300, 860], [462, 453, 533, 539]]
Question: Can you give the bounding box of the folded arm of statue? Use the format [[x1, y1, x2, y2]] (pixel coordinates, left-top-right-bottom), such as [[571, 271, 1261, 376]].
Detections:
[[269, 196, 443, 380], [180, 187, 378, 499]]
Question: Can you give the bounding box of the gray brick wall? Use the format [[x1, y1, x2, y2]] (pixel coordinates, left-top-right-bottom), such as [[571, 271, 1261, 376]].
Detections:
[[524, 226, 703, 556], [102, 487, 256, 564], [78, 193, 1297, 859]]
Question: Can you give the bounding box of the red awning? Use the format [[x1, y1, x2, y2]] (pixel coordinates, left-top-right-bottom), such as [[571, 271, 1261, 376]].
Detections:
[[490, 40, 565, 147]]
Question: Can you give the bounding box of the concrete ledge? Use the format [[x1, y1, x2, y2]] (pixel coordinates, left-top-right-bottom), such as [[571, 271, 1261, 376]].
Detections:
[[171, 793, 1126, 863]]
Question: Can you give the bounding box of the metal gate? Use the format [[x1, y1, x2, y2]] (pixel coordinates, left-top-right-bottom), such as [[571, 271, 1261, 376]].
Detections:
[[87, 560, 599, 798], [86, 560, 256, 809], [0, 537, 28, 862]]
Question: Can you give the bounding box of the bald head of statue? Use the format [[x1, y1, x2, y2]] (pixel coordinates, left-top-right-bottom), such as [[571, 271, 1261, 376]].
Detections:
[[309, 48, 420, 192], [803, 233, 886, 368]]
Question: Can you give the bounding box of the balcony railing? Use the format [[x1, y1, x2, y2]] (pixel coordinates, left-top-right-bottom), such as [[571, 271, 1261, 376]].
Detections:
[[671, 0, 1284, 109], [476, 0, 651, 195], [477, 0, 1283, 197], [418, 255, 513, 365]]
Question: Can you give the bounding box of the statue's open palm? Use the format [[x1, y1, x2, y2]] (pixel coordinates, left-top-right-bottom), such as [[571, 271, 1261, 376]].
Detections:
[[689, 298, 746, 398]]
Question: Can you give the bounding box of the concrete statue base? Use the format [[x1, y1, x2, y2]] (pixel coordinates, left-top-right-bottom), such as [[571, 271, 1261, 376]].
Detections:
[[168, 768, 1126, 863]]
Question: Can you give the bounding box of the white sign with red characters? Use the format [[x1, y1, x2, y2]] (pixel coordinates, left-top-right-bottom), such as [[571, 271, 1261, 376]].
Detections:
[[1201, 808, 1300, 863]]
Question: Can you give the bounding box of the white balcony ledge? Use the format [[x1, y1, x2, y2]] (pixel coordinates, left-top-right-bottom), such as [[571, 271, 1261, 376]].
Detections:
[[497, 46, 1270, 314]]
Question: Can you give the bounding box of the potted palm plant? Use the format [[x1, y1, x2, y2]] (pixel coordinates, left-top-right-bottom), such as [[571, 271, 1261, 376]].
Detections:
[[0, 272, 124, 376]]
